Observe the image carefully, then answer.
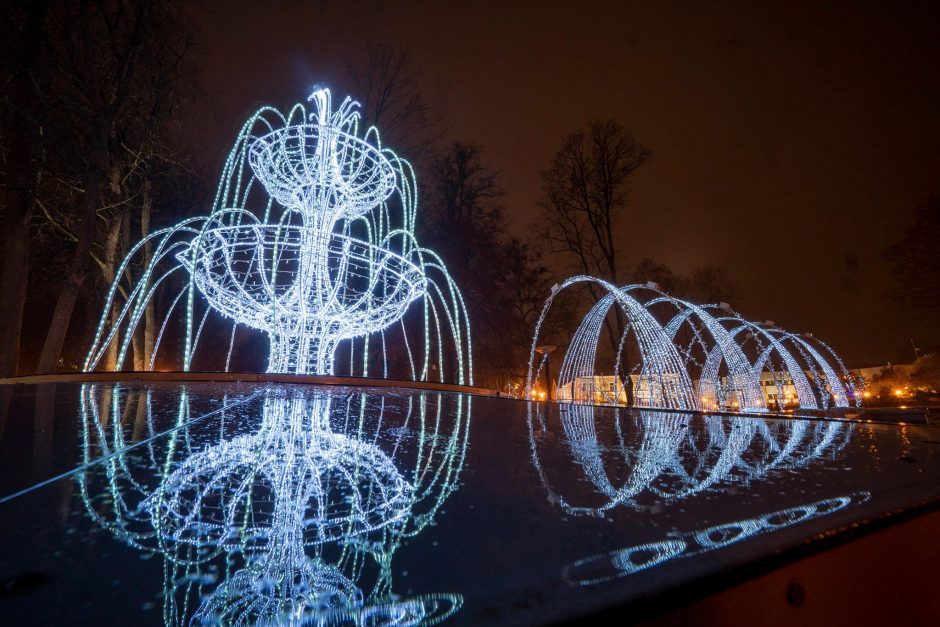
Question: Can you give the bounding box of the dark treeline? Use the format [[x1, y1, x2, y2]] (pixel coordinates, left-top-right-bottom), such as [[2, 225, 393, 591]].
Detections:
[[0, 0, 201, 377]]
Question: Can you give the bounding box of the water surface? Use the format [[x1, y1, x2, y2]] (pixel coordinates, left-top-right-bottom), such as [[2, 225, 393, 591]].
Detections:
[[0, 381, 936, 625]]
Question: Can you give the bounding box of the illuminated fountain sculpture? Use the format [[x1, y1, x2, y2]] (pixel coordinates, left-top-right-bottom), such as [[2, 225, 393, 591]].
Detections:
[[78, 382, 470, 624], [526, 276, 859, 411], [85, 89, 471, 381]]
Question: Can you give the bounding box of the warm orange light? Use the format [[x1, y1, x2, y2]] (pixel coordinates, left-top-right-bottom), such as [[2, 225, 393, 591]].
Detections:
[[894, 389, 904, 397], [862, 391, 871, 398]]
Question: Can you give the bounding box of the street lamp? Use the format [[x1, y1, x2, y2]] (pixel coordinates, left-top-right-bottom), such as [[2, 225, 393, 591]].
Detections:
[[535, 345, 557, 401]]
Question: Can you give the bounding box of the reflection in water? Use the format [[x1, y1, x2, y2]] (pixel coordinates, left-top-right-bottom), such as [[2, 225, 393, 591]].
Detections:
[[563, 492, 870, 585], [528, 403, 853, 516], [78, 384, 470, 625]]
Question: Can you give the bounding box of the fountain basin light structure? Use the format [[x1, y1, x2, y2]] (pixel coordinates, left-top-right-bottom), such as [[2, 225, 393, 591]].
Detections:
[[77, 382, 470, 625], [526, 276, 860, 412], [84, 89, 471, 383]]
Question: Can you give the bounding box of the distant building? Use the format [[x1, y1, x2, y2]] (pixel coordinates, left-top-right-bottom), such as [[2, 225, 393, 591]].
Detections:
[[631, 373, 685, 407], [556, 375, 627, 405], [755, 371, 800, 409], [556, 373, 685, 407], [558, 371, 806, 410]]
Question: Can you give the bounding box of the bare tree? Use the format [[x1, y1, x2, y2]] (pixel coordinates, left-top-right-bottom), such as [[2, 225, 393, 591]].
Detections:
[[631, 258, 681, 292], [346, 43, 444, 163], [420, 142, 558, 389], [421, 142, 503, 383], [682, 266, 738, 304], [0, 1, 50, 377], [909, 352, 940, 393], [28, 0, 197, 374], [423, 142, 503, 285], [538, 120, 651, 285], [495, 238, 572, 392], [538, 120, 650, 368]]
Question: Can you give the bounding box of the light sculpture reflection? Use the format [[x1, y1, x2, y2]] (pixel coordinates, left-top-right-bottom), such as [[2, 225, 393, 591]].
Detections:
[[563, 491, 870, 586], [528, 402, 853, 516], [84, 89, 471, 382], [77, 382, 470, 625], [526, 276, 859, 411]]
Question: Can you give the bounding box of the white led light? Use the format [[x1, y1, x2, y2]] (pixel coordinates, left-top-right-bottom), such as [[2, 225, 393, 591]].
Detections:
[[528, 403, 853, 516], [84, 89, 471, 382], [564, 492, 869, 585], [77, 383, 471, 624], [526, 276, 857, 410]]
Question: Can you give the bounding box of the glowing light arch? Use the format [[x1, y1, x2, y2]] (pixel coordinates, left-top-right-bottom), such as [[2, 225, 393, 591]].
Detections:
[[627, 287, 765, 413], [526, 276, 697, 411], [805, 333, 862, 404], [762, 326, 850, 409], [709, 309, 853, 411], [716, 315, 820, 410], [526, 276, 858, 411]]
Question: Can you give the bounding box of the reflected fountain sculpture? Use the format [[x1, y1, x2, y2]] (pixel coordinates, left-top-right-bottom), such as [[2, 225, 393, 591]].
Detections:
[[526, 276, 860, 411], [84, 89, 471, 382], [77, 382, 470, 625], [528, 402, 853, 517]]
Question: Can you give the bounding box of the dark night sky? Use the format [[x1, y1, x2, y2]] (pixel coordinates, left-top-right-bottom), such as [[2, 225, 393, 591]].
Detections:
[[185, 0, 940, 366]]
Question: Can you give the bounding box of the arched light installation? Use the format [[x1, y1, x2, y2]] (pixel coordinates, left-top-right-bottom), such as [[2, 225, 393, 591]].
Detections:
[[528, 276, 697, 411], [77, 382, 470, 625], [525, 276, 859, 411], [84, 89, 472, 383], [636, 291, 764, 412]]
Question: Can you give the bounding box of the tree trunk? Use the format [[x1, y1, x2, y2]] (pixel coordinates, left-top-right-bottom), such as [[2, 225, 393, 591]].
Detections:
[[0, 218, 33, 376], [0, 2, 48, 377], [143, 300, 156, 369], [35, 131, 107, 374], [106, 307, 122, 371], [141, 183, 156, 369], [36, 272, 87, 373], [102, 209, 124, 371], [131, 330, 143, 371]]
